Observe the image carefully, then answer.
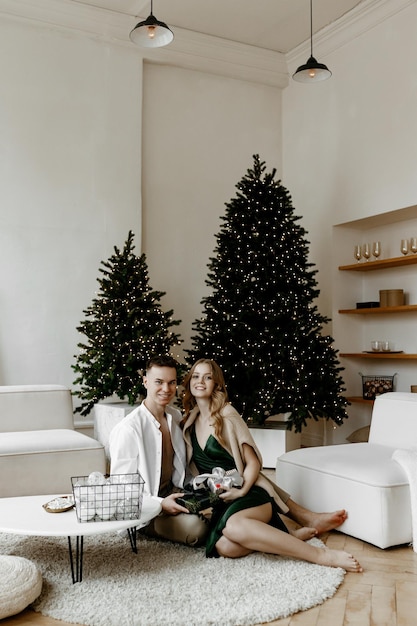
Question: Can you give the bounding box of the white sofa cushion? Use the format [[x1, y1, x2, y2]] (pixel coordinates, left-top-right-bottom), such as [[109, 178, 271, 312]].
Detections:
[[281, 443, 407, 487], [0, 439, 106, 497], [368, 392, 417, 446], [0, 429, 104, 455], [276, 393, 417, 549], [0, 385, 74, 432], [277, 451, 411, 548], [0, 385, 106, 497]]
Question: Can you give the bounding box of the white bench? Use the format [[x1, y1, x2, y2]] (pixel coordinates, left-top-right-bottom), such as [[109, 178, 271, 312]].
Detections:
[[0, 385, 106, 497], [276, 392, 417, 549]]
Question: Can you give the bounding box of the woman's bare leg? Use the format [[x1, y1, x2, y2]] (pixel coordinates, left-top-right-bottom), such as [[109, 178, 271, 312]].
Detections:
[[217, 523, 316, 556], [216, 504, 362, 572], [285, 499, 348, 533], [290, 526, 318, 541]]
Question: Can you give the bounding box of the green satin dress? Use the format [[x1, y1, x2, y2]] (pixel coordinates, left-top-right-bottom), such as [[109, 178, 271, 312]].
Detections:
[[190, 428, 289, 557]]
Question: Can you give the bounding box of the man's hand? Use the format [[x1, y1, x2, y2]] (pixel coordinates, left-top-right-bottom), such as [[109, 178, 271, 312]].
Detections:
[[161, 492, 189, 515]]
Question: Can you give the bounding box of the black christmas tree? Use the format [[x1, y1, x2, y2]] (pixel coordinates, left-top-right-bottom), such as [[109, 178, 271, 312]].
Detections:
[[186, 155, 348, 432], [72, 231, 182, 416]]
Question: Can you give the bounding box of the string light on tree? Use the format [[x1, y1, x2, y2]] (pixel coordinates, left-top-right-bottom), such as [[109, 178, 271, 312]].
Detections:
[[72, 231, 183, 416], [186, 155, 348, 432]]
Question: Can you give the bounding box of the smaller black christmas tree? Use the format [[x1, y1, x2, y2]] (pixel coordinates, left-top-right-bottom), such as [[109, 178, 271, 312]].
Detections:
[[186, 155, 348, 432], [72, 231, 182, 416]]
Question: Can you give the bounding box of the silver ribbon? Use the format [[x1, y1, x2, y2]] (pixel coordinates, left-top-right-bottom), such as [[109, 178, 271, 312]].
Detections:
[[192, 467, 243, 493]]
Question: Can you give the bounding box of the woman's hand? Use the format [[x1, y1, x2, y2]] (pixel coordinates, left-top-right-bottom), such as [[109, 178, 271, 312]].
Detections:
[[218, 487, 242, 502], [161, 492, 189, 515]]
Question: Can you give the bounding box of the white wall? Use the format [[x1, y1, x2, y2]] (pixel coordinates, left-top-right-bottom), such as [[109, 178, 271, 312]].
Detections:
[[283, 0, 417, 317], [0, 5, 285, 411], [1, 0, 414, 432], [283, 0, 417, 443], [142, 63, 282, 358], [0, 15, 142, 400]]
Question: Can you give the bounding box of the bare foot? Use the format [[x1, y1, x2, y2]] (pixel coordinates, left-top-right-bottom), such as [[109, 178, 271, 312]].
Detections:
[[304, 510, 347, 534], [290, 526, 318, 541], [317, 548, 363, 573]]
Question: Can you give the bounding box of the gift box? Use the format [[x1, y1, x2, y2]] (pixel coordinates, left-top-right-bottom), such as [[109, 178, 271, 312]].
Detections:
[[177, 467, 243, 513], [177, 490, 221, 514]]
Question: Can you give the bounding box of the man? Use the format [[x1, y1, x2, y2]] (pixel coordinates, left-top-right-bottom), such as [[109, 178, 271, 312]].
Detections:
[[109, 354, 208, 545], [109, 354, 347, 546]]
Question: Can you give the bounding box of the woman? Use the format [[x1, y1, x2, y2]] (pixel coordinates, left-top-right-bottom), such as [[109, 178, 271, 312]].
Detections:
[[182, 358, 362, 572]]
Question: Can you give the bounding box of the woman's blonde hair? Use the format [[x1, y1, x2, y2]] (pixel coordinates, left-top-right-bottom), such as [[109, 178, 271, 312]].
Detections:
[[182, 359, 229, 444]]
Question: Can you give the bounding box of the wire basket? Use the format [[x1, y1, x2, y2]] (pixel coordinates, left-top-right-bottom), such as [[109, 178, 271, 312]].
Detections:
[[71, 472, 144, 523], [360, 373, 396, 400]]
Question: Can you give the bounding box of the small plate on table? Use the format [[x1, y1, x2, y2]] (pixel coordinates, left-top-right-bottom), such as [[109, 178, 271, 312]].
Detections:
[[43, 496, 75, 513]]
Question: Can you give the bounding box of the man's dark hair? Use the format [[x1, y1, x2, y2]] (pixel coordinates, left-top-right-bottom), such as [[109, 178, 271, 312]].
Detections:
[[146, 354, 179, 373]]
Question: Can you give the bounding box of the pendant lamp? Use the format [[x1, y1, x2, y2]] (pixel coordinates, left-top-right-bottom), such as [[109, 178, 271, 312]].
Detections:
[[293, 0, 331, 83], [129, 0, 174, 48]]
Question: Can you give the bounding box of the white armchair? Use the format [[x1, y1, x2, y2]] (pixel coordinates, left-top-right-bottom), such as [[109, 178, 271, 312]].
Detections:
[[276, 392, 417, 549], [0, 385, 106, 497]]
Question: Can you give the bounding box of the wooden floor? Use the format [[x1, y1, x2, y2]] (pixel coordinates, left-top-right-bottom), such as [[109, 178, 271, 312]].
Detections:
[[4, 531, 417, 626]]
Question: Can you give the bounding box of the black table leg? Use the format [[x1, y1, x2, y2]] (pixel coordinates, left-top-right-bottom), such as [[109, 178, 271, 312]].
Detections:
[[67, 528, 136, 583], [67, 535, 83, 583], [127, 526, 137, 553]]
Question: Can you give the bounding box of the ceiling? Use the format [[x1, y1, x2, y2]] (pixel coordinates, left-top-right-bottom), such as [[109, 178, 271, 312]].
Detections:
[[71, 0, 368, 53]]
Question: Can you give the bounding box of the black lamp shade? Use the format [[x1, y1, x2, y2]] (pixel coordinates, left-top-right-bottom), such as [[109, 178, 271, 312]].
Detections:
[[129, 14, 174, 48], [293, 55, 332, 82]]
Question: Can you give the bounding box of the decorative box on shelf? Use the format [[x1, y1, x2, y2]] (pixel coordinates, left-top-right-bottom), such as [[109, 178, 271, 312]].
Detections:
[[356, 301, 380, 309], [360, 373, 396, 400]]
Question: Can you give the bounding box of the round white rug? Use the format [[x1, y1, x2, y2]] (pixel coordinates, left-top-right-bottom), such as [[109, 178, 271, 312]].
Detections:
[[0, 532, 345, 626]]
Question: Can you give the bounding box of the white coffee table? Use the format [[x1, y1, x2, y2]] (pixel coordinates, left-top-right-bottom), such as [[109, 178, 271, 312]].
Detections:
[[0, 494, 161, 583]]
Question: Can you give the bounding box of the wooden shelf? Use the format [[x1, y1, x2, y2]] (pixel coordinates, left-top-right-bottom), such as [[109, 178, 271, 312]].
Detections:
[[339, 255, 417, 272], [336, 213, 417, 412], [339, 304, 417, 314], [345, 396, 374, 405], [340, 352, 417, 360]]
